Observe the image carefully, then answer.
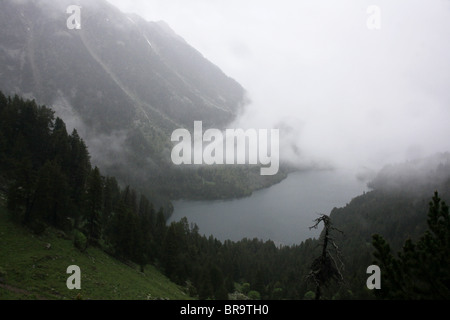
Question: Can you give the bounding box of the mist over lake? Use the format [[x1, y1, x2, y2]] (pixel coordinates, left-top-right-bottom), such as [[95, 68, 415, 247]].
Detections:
[[169, 169, 369, 245]]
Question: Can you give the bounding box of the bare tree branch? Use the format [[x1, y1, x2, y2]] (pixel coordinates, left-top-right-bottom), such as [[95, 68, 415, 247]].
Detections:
[[306, 214, 345, 300]]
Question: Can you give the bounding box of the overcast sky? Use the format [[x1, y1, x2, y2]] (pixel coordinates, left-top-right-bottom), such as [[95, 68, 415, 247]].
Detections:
[[106, 0, 450, 174]]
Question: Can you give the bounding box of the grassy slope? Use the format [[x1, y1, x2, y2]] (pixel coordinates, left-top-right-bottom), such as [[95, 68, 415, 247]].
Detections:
[[0, 205, 190, 300]]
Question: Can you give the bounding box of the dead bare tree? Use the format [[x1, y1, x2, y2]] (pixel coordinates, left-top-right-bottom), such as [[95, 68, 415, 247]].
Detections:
[[306, 214, 344, 300]]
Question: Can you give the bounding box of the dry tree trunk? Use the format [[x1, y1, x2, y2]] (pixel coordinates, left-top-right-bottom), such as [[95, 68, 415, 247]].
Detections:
[[307, 214, 344, 300]]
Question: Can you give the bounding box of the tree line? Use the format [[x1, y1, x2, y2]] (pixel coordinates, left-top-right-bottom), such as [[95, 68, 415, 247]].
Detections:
[[0, 93, 163, 267], [1, 91, 449, 300], [0, 92, 318, 299]]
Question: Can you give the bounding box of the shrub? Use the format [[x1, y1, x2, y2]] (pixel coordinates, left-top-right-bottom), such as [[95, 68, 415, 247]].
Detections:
[[73, 230, 87, 252], [304, 291, 315, 300], [247, 290, 261, 300], [240, 282, 250, 294]]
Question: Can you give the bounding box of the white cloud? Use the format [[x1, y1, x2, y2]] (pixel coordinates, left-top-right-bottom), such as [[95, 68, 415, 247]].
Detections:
[[106, 0, 450, 172]]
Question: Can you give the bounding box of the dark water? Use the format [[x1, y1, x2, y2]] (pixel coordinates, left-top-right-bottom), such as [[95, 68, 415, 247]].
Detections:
[[168, 169, 368, 245]]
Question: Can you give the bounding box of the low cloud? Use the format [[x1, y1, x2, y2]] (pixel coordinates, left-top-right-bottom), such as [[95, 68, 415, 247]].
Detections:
[[106, 0, 450, 177]]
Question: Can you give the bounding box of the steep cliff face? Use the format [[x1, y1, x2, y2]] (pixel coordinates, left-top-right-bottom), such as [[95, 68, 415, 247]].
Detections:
[[0, 0, 245, 132], [0, 0, 269, 206]]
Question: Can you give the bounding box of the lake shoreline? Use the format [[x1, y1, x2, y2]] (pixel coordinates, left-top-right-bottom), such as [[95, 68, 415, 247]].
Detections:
[[169, 168, 369, 246]]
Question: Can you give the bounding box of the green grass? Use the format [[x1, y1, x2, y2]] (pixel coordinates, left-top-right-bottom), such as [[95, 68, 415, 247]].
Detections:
[[0, 205, 191, 300]]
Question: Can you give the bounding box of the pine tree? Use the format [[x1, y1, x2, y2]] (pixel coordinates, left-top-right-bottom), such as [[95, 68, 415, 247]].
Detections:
[[46, 162, 71, 230], [306, 214, 344, 300], [6, 157, 36, 224], [122, 185, 137, 214], [161, 223, 180, 281], [28, 161, 71, 230], [102, 176, 121, 231], [197, 267, 214, 300], [109, 200, 128, 259], [84, 167, 103, 247], [154, 208, 167, 259], [372, 191, 450, 299], [68, 129, 91, 226], [136, 195, 155, 270], [210, 264, 228, 300], [0, 91, 7, 111], [51, 118, 70, 166], [0, 91, 7, 161]]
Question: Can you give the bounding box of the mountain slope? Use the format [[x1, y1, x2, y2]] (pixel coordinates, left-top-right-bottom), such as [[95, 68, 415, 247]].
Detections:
[[0, 0, 245, 130], [1, 93, 448, 300], [0, 0, 283, 209], [323, 153, 450, 298], [0, 204, 189, 300]]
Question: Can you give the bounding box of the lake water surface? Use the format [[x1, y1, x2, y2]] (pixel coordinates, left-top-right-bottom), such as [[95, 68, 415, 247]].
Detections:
[[168, 169, 369, 245]]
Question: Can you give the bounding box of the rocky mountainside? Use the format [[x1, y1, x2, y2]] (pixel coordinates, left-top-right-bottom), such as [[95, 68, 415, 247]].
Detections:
[[0, 0, 284, 210], [0, 0, 245, 130]]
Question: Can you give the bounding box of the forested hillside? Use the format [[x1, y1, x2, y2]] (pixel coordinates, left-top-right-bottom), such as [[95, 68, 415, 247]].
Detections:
[[0, 205, 188, 300], [0, 92, 309, 299], [0, 0, 287, 212], [1, 92, 449, 300]]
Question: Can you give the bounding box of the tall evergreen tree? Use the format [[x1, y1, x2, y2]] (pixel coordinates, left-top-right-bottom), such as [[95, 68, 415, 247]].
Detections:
[[51, 118, 70, 166], [68, 129, 91, 226], [102, 176, 121, 227], [109, 200, 128, 259], [136, 195, 155, 270], [154, 207, 167, 259], [84, 166, 103, 247], [372, 191, 450, 299], [0, 91, 7, 111], [210, 264, 228, 300], [161, 222, 181, 281], [122, 185, 137, 214], [44, 162, 71, 230]]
